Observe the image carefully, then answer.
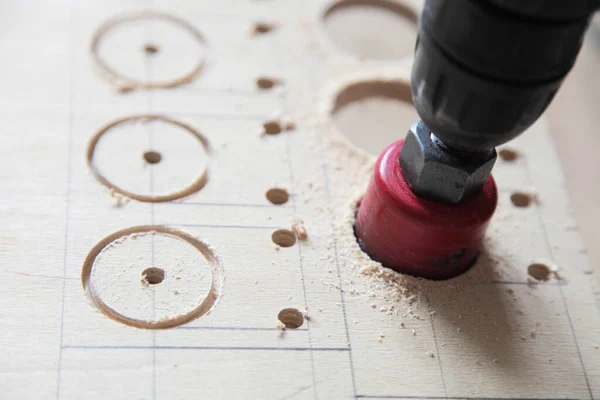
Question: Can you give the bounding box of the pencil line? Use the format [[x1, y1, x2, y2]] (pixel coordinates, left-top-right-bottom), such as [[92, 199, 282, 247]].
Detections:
[[522, 157, 592, 398], [63, 345, 349, 352], [55, 4, 76, 398], [321, 164, 357, 398], [178, 326, 308, 332], [164, 223, 284, 230]]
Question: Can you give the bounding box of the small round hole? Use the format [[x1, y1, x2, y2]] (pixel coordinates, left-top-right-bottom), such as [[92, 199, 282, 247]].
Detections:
[[142, 267, 165, 284], [266, 188, 289, 205], [499, 148, 518, 161], [528, 263, 551, 281], [144, 43, 159, 55], [278, 308, 304, 329], [256, 77, 277, 90], [510, 192, 531, 208], [143, 150, 162, 164], [252, 22, 276, 35], [272, 229, 296, 247], [263, 121, 282, 135]]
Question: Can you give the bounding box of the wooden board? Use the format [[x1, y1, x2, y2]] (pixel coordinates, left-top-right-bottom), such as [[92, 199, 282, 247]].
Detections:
[[1, 1, 599, 399]]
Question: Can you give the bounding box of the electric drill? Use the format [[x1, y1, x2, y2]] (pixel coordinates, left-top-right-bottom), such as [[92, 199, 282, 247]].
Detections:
[[355, 0, 599, 280]]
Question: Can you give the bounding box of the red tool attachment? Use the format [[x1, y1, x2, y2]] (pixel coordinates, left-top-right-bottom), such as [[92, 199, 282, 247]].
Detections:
[[355, 140, 497, 280]]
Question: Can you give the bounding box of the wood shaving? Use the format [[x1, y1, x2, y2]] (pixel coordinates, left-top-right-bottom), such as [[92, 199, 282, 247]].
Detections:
[[109, 188, 129, 208], [292, 217, 308, 240]]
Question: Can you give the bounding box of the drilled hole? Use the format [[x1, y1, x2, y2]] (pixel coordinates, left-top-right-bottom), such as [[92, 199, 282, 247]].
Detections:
[[278, 308, 304, 329], [528, 263, 551, 281], [266, 188, 289, 205], [252, 22, 276, 35], [332, 80, 417, 155], [510, 192, 531, 208], [323, 0, 418, 60], [499, 148, 518, 161], [142, 267, 165, 284], [256, 77, 278, 90], [272, 229, 296, 247], [263, 121, 282, 135], [143, 150, 162, 164], [144, 43, 159, 54]]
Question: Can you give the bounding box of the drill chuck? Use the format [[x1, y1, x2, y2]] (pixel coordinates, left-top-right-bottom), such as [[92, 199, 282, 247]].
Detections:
[[411, 0, 595, 153], [354, 0, 597, 279]]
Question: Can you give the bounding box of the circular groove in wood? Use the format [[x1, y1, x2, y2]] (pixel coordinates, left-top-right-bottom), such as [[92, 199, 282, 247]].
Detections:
[[87, 114, 210, 203], [81, 225, 223, 330], [90, 11, 206, 91]]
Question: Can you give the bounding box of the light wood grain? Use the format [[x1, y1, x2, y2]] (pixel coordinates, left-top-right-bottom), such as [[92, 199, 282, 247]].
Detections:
[[0, 1, 598, 399]]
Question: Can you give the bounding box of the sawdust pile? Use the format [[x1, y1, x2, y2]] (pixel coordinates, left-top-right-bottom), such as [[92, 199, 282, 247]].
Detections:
[[287, 112, 551, 364]]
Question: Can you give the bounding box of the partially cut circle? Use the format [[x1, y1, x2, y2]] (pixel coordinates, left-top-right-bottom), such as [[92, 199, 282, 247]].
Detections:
[[87, 115, 210, 203], [91, 11, 206, 90], [82, 225, 223, 329], [323, 0, 418, 60], [331, 79, 419, 156]]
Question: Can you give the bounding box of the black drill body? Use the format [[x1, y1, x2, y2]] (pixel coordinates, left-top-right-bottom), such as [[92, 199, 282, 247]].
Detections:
[[399, 0, 599, 204]]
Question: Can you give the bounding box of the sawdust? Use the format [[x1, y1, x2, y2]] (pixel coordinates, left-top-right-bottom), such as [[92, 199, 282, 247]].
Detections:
[[289, 99, 539, 367], [109, 188, 129, 208], [292, 217, 308, 240]]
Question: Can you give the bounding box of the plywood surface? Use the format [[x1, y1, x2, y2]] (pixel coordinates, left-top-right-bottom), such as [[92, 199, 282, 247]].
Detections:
[[1, 1, 599, 399]]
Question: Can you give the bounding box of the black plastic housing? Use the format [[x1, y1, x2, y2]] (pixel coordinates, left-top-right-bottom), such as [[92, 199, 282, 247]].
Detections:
[[411, 0, 596, 152]]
